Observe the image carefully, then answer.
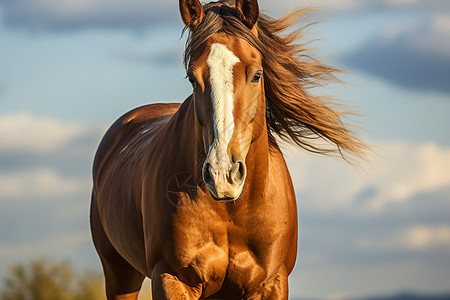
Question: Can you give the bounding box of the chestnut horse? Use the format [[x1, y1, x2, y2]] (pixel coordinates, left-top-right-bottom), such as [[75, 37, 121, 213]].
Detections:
[[90, 0, 365, 299]]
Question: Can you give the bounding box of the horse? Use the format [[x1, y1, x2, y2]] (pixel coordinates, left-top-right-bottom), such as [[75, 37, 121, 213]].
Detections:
[[90, 0, 366, 299]]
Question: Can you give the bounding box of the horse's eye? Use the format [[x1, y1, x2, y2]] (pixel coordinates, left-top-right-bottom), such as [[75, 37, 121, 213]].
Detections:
[[187, 75, 197, 88], [251, 71, 262, 83]]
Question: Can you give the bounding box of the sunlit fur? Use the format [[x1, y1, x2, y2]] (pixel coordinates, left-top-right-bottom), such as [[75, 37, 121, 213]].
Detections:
[[184, 0, 367, 159]]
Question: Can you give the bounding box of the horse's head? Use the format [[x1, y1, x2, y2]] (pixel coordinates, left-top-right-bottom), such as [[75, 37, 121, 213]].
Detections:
[[180, 0, 264, 201]]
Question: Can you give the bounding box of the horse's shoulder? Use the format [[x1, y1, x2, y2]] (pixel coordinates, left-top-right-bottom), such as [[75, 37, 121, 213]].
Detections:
[[93, 103, 181, 178]]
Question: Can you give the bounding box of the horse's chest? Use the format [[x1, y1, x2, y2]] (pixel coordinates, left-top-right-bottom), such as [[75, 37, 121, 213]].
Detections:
[[170, 213, 269, 296], [174, 241, 266, 297]]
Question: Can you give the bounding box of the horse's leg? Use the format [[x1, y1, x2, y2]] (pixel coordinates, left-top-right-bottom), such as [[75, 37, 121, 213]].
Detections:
[[260, 266, 289, 300], [112, 291, 141, 300], [90, 195, 145, 300], [151, 260, 203, 300]]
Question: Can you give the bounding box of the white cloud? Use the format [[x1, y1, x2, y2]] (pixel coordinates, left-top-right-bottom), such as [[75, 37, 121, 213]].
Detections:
[[260, 0, 360, 14], [404, 13, 450, 58], [0, 168, 91, 199], [2, 0, 450, 32], [283, 140, 450, 214], [0, 113, 86, 152], [16, 0, 173, 18], [0, 230, 90, 258], [386, 0, 450, 10], [385, 0, 419, 8], [343, 12, 450, 93], [433, 14, 450, 33], [366, 142, 450, 212], [358, 225, 450, 251], [0, 0, 177, 31], [404, 225, 450, 249], [0, 113, 105, 200], [261, 0, 450, 14]]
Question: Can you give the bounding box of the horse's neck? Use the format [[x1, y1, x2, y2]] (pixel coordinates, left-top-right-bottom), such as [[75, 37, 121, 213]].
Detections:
[[239, 129, 270, 202]]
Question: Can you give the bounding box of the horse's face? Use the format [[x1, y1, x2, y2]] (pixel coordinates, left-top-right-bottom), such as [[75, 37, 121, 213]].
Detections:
[[189, 35, 264, 201], [180, 0, 263, 201]]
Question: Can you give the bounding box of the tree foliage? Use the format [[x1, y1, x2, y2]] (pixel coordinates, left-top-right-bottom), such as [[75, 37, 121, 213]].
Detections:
[[1, 260, 105, 300]]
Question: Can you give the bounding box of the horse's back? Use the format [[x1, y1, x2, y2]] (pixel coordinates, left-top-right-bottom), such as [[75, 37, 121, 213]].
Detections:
[[93, 103, 181, 178], [119, 102, 181, 124]]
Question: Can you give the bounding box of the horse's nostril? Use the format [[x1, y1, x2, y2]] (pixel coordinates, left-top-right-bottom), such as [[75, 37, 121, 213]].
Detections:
[[231, 160, 247, 185], [202, 162, 214, 185]]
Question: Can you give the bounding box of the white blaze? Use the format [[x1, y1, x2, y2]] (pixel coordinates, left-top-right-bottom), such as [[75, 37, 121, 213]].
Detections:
[[206, 43, 240, 167]]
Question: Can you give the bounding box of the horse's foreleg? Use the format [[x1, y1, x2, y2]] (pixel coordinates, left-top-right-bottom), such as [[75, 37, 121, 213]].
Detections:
[[112, 291, 140, 300], [260, 266, 289, 300], [90, 195, 145, 300], [151, 261, 203, 300]]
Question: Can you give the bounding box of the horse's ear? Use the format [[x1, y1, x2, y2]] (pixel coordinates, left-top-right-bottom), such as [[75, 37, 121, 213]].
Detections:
[[179, 0, 204, 31], [235, 0, 259, 29]]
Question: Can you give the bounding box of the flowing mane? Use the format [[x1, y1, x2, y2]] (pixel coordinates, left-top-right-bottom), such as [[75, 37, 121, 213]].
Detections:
[[183, 0, 366, 159]]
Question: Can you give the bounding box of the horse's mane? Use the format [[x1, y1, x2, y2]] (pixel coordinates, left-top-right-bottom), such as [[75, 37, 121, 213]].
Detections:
[[183, 0, 367, 160]]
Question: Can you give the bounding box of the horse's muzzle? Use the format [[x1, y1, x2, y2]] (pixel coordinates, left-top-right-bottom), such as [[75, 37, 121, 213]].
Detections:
[[202, 160, 247, 201]]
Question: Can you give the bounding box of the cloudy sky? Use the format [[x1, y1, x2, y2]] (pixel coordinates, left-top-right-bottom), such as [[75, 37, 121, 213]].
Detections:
[[1, 0, 449, 298]]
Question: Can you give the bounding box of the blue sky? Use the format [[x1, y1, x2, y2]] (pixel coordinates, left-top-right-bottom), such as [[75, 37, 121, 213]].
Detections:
[[0, 0, 449, 298]]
